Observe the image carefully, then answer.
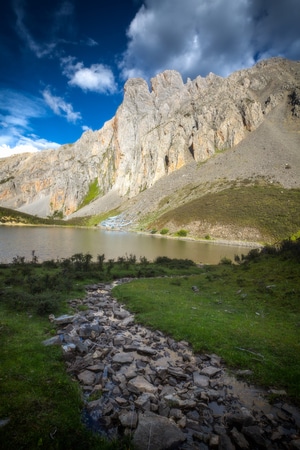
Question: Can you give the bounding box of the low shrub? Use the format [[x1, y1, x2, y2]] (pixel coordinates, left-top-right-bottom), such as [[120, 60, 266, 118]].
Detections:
[[219, 257, 232, 265], [160, 228, 169, 235], [154, 256, 195, 269], [176, 229, 188, 237]]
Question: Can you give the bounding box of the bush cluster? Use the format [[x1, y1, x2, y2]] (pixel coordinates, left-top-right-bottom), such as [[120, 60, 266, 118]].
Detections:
[[0, 252, 200, 316]]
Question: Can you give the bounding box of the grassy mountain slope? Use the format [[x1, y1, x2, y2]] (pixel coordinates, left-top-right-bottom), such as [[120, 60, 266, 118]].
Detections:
[[149, 185, 300, 242], [112, 93, 300, 242]]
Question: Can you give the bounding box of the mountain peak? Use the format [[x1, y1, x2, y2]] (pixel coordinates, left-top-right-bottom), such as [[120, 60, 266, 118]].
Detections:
[[0, 58, 299, 221]]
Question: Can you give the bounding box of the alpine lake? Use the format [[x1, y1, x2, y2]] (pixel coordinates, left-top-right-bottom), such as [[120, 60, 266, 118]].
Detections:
[[0, 226, 257, 264]]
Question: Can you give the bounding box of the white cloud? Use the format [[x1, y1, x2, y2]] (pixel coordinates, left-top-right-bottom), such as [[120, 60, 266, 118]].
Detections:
[[61, 57, 117, 94], [0, 143, 38, 158], [0, 89, 45, 123], [42, 87, 81, 123], [120, 0, 300, 81], [0, 89, 56, 158], [82, 125, 92, 132], [0, 136, 60, 159]]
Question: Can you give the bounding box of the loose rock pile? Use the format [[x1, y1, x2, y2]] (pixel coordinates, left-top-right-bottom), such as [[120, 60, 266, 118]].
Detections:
[[44, 281, 300, 449]]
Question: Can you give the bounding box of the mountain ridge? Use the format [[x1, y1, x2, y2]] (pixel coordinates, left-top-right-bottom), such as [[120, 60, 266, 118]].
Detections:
[[0, 57, 300, 241]]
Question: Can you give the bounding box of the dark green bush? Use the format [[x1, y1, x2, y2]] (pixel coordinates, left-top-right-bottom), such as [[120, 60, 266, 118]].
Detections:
[[219, 257, 232, 265], [160, 228, 169, 235], [154, 256, 195, 269], [176, 229, 188, 237]]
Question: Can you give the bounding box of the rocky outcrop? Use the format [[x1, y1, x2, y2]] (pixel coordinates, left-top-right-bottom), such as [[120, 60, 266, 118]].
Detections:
[[44, 281, 300, 449], [0, 58, 299, 217]]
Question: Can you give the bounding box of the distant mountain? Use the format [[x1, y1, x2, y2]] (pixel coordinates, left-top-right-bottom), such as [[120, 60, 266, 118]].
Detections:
[[1, 57, 300, 242]]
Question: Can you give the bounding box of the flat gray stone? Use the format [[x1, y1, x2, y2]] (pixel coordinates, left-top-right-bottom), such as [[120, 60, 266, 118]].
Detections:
[[77, 370, 96, 385], [135, 393, 152, 410], [112, 352, 134, 364], [113, 308, 130, 319], [193, 371, 209, 387], [121, 316, 135, 327], [119, 410, 138, 428], [128, 376, 158, 394], [137, 345, 157, 356], [133, 411, 186, 450], [50, 314, 78, 325], [201, 366, 222, 377], [42, 336, 61, 346]]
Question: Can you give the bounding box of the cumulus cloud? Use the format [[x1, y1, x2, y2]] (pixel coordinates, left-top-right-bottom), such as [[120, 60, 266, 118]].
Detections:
[[120, 0, 300, 80], [42, 87, 81, 123], [61, 57, 117, 94], [0, 137, 60, 159]]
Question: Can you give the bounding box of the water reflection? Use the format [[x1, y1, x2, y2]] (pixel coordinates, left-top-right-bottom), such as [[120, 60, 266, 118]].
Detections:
[[0, 226, 256, 264]]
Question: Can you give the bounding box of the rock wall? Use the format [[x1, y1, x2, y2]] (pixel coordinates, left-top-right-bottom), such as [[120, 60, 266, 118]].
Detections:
[[0, 57, 299, 216]]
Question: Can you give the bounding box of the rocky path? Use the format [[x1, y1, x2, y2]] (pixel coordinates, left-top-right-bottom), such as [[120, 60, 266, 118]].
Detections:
[[44, 280, 300, 449]]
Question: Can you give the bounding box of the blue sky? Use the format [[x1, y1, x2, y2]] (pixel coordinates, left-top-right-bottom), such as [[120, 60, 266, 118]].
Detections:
[[1, 0, 300, 158]]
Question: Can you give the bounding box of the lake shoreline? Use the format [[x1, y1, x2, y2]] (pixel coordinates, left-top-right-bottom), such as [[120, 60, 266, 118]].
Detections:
[[129, 228, 263, 249], [1, 221, 263, 249], [99, 222, 263, 249]]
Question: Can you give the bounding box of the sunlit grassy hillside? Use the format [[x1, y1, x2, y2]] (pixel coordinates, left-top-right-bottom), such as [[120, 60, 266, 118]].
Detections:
[[149, 185, 300, 242]]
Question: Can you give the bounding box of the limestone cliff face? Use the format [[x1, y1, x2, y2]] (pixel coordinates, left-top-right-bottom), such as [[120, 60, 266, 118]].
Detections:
[[0, 57, 299, 217]]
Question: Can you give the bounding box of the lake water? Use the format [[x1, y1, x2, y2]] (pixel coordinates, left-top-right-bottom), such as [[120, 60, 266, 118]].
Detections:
[[0, 226, 257, 264]]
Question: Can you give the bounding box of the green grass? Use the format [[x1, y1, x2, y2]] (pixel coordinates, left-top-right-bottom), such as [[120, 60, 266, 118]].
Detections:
[[151, 185, 300, 242], [0, 311, 87, 448], [113, 241, 300, 402], [78, 178, 101, 210], [0, 256, 149, 449], [0, 205, 121, 228], [0, 254, 199, 448], [0, 242, 299, 447], [0, 306, 134, 449], [0, 206, 67, 226]]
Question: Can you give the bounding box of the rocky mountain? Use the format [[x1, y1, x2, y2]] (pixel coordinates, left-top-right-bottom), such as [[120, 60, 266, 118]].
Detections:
[[0, 57, 300, 233]]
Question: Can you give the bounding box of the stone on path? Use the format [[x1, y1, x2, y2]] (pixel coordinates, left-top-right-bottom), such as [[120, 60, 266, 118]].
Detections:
[[45, 280, 300, 450], [133, 411, 186, 450], [119, 410, 138, 428], [42, 335, 61, 346], [77, 370, 96, 385], [49, 314, 78, 325], [112, 352, 135, 364], [201, 365, 222, 377], [128, 376, 158, 395], [193, 371, 210, 387]]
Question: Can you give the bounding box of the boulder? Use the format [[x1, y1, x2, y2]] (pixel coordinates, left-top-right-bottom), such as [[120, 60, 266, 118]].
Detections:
[[128, 376, 158, 395], [133, 411, 186, 450]]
